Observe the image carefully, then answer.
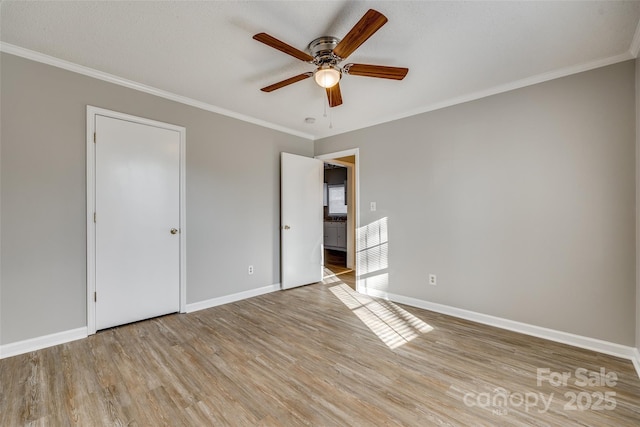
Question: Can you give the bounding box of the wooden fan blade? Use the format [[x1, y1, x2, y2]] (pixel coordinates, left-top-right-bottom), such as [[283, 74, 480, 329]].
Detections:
[[261, 73, 313, 92], [253, 33, 314, 62], [326, 83, 343, 108], [344, 63, 408, 80], [333, 9, 388, 59]]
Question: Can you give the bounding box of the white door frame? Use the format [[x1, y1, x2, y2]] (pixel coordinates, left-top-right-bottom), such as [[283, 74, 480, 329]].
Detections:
[[86, 106, 187, 335], [315, 148, 360, 283]]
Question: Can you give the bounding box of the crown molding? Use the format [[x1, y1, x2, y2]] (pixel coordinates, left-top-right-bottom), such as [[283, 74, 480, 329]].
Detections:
[[315, 51, 634, 140], [0, 42, 315, 141], [2, 41, 634, 143]]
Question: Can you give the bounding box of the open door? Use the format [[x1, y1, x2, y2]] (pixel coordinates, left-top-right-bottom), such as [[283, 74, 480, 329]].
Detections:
[[281, 152, 324, 289]]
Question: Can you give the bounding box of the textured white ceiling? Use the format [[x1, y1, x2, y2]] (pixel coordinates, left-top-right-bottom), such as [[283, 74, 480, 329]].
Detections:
[[2, 1, 639, 140]]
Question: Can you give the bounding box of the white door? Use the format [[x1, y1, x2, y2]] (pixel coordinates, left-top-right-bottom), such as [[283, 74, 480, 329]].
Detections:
[[94, 114, 181, 330], [281, 153, 324, 289]]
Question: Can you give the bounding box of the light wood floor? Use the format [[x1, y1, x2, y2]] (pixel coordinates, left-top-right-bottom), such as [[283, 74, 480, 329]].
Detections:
[[324, 266, 355, 291], [1, 275, 639, 426], [324, 249, 355, 290]]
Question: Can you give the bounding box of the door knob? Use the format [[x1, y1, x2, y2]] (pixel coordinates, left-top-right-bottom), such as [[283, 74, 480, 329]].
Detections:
[[170, 228, 179, 234], [283, 225, 291, 230]]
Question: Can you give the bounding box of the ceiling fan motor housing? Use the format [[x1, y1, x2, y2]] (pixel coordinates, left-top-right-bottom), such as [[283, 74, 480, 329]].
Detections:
[[308, 36, 341, 65]]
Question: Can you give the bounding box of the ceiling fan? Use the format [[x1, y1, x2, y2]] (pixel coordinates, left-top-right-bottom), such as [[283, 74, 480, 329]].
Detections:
[[253, 9, 409, 108]]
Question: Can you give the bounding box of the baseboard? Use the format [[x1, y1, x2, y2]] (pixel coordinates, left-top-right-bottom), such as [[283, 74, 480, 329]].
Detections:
[[0, 285, 280, 358], [0, 327, 88, 359], [632, 348, 640, 379], [361, 287, 639, 374], [185, 283, 280, 313]]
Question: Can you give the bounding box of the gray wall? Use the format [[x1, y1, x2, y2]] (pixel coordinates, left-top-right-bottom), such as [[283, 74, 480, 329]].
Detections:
[[636, 56, 640, 352], [0, 53, 312, 344], [316, 61, 636, 346]]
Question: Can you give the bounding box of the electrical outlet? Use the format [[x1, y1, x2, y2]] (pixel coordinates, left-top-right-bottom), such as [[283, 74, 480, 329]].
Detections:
[[248, 265, 254, 275], [370, 201, 377, 211], [429, 274, 437, 286]]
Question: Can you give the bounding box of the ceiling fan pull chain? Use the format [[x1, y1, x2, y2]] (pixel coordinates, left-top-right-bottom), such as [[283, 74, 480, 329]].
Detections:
[[328, 89, 333, 128], [329, 99, 333, 129]]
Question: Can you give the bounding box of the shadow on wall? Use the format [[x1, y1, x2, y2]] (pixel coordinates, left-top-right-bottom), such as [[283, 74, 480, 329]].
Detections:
[[357, 217, 389, 293]]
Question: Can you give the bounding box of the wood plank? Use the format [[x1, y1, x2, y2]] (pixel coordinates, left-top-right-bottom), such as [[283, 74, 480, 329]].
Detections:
[[1, 277, 639, 425]]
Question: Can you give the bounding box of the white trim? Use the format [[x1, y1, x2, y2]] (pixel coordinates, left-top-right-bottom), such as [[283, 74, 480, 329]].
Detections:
[[631, 348, 640, 379], [178, 122, 187, 314], [315, 149, 359, 162], [86, 109, 96, 333], [185, 284, 280, 313], [630, 17, 640, 58], [316, 52, 634, 139], [0, 284, 279, 357], [0, 42, 314, 141], [86, 106, 187, 334], [362, 288, 640, 376], [0, 327, 87, 359], [631, 348, 640, 378], [4, 43, 632, 143]]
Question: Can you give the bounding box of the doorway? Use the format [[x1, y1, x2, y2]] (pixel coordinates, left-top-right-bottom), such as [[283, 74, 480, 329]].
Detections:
[[316, 149, 359, 290], [86, 106, 186, 334]]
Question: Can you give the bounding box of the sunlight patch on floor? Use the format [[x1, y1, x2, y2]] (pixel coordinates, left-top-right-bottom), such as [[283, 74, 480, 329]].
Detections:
[[323, 267, 353, 281], [329, 283, 433, 349]]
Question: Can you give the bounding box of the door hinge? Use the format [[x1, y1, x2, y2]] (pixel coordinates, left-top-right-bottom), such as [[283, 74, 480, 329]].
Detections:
[[93, 132, 96, 143], [94, 292, 97, 302], [93, 212, 96, 223]]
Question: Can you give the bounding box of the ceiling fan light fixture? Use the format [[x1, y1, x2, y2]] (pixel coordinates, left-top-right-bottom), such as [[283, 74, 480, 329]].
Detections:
[[314, 65, 341, 88]]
